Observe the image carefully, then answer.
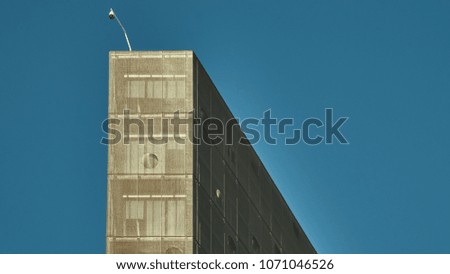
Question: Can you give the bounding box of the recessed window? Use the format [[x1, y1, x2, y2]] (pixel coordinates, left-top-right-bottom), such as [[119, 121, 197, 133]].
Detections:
[[251, 236, 260, 253], [124, 200, 144, 236], [227, 146, 235, 164], [251, 162, 259, 176], [122, 197, 185, 237], [146, 81, 163, 98], [129, 80, 145, 98], [164, 80, 185, 98], [293, 222, 301, 238], [274, 244, 281, 254], [200, 108, 208, 120], [227, 236, 236, 254], [126, 79, 185, 106]]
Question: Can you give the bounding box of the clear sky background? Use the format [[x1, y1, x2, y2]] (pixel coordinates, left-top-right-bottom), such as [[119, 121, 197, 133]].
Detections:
[[0, 0, 449, 253]]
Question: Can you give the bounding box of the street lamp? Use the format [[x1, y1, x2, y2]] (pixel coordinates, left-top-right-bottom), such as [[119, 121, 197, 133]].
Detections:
[[109, 8, 132, 51]]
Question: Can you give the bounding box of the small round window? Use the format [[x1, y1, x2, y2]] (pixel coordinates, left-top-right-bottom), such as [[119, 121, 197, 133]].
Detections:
[[143, 153, 158, 169], [165, 247, 183, 254], [215, 189, 222, 199]]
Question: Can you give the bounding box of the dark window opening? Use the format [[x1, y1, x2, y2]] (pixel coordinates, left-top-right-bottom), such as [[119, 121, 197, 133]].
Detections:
[[251, 162, 259, 176], [293, 222, 301, 238], [251, 236, 260, 253], [227, 146, 235, 164], [274, 244, 281, 254], [227, 236, 236, 254], [200, 108, 208, 120]]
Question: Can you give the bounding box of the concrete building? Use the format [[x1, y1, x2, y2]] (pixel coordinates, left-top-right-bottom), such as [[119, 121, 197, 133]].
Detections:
[[106, 51, 315, 254]]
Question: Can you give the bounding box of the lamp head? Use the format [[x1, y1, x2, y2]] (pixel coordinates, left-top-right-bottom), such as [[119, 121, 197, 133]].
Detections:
[[108, 8, 115, 20]]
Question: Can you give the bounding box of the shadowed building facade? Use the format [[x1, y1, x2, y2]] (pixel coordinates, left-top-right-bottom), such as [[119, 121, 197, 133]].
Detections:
[[106, 51, 315, 254]]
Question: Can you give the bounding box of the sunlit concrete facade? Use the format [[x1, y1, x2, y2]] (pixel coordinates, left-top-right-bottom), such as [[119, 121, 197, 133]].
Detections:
[[106, 51, 315, 254]]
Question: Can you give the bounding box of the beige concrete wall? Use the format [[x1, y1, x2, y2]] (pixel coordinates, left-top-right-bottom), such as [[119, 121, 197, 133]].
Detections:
[[107, 51, 194, 254]]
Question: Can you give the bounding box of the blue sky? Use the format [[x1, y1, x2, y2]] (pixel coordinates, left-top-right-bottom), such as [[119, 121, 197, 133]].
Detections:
[[1, 0, 449, 253]]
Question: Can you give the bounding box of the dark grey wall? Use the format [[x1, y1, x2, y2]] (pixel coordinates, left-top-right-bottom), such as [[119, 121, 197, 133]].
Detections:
[[193, 55, 315, 254]]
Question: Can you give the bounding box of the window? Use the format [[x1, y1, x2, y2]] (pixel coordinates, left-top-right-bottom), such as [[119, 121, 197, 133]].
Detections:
[[251, 161, 259, 176], [166, 81, 177, 98], [227, 236, 236, 254], [177, 80, 185, 98], [200, 108, 208, 120], [126, 200, 144, 219], [164, 199, 185, 236], [124, 200, 144, 236], [227, 146, 235, 164], [123, 197, 185, 237], [164, 80, 185, 99], [147, 81, 163, 98], [293, 222, 301, 238], [166, 141, 185, 173], [251, 236, 260, 253], [127, 79, 186, 100], [145, 199, 162, 236], [274, 244, 281, 254], [129, 81, 145, 98]]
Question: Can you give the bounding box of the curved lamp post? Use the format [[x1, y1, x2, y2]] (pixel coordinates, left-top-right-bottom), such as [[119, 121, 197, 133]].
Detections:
[[109, 8, 132, 51]]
